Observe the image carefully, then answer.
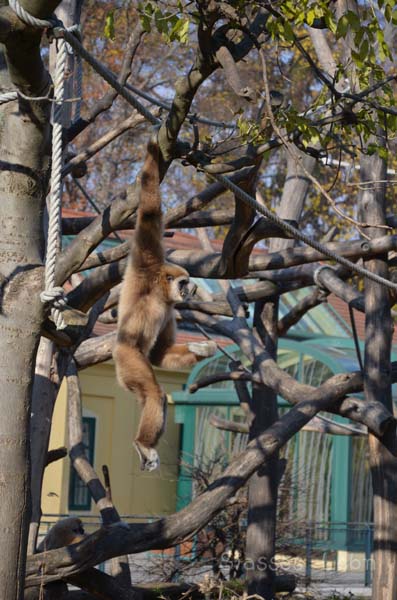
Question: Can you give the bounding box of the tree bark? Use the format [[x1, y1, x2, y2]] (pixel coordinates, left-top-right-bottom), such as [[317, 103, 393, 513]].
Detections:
[[359, 148, 397, 600], [246, 149, 315, 599], [28, 338, 57, 555], [0, 1, 62, 596], [246, 300, 279, 599]]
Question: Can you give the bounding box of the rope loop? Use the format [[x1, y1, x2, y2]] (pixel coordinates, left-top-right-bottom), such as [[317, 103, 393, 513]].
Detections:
[[8, 0, 57, 28]]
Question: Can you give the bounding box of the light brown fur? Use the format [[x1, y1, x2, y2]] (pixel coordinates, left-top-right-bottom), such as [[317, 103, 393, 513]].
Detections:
[[114, 139, 216, 471], [37, 517, 85, 552]]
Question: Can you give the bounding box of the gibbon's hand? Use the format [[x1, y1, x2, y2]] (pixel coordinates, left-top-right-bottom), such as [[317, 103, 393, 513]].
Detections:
[[187, 341, 218, 358]]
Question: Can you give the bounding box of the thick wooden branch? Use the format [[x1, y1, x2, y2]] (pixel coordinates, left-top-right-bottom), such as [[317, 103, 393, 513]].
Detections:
[[61, 165, 254, 237], [24, 388, 363, 586], [57, 166, 254, 282], [66, 359, 120, 524], [74, 332, 115, 370], [219, 162, 259, 277], [63, 114, 145, 178], [72, 215, 297, 275], [277, 288, 328, 337], [67, 568, 138, 600], [314, 266, 365, 311], [180, 309, 396, 439], [189, 370, 256, 393], [157, 9, 268, 161], [0, 1, 60, 95], [67, 261, 125, 313], [215, 45, 255, 101], [45, 446, 67, 466], [56, 191, 135, 284], [62, 208, 235, 236], [176, 300, 234, 317], [359, 137, 397, 596], [167, 234, 397, 277], [209, 413, 365, 436]]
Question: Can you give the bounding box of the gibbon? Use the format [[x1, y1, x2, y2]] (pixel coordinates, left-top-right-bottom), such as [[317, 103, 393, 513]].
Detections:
[[24, 518, 86, 600], [37, 517, 86, 552], [114, 138, 217, 472]]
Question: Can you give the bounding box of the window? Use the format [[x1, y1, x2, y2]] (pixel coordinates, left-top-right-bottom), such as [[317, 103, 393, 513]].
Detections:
[[68, 417, 96, 511]]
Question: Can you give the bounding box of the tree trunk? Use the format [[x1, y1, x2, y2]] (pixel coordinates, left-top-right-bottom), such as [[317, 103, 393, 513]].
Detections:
[[359, 148, 397, 600], [0, 94, 48, 598], [28, 338, 57, 555], [246, 150, 315, 599], [246, 300, 279, 599], [0, 1, 61, 595]]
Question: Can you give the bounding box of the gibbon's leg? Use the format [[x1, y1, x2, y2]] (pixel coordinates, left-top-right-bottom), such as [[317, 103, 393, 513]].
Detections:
[[114, 342, 167, 471], [150, 319, 218, 369]]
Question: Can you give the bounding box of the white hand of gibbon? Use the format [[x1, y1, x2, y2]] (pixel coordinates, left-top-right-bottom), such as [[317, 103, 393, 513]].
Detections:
[[187, 341, 218, 358]]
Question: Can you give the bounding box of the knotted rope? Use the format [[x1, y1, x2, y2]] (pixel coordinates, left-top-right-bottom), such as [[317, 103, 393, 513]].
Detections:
[[6, 1, 81, 329], [40, 32, 68, 329]]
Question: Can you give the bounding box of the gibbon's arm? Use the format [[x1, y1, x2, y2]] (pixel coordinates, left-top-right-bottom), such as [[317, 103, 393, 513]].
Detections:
[[133, 140, 165, 273], [150, 319, 217, 369]]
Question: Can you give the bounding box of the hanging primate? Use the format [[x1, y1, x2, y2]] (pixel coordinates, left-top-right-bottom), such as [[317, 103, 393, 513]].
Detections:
[[114, 138, 216, 471]]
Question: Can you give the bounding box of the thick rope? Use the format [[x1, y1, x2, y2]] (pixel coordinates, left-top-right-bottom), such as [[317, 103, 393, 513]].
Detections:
[[213, 173, 397, 292], [8, 0, 55, 27], [7, 0, 71, 328], [39, 36, 68, 329], [0, 91, 18, 104]]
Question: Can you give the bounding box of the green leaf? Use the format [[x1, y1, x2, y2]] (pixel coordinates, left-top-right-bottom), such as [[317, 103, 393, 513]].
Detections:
[[306, 9, 316, 26], [141, 13, 151, 32], [346, 10, 361, 31], [377, 146, 389, 160], [282, 20, 294, 42], [359, 38, 369, 61], [324, 12, 337, 34], [169, 17, 190, 44], [104, 10, 115, 40], [336, 14, 349, 38]]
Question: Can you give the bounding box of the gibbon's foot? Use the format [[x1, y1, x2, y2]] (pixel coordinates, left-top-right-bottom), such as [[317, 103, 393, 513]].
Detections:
[[187, 341, 218, 358], [134, 441, 160, 471]]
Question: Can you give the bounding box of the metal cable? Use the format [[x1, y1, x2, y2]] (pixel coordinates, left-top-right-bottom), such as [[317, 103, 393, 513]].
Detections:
[[58, 27, 160, 126], [213, 173, 397, 291], [125, 82, 235, 130]]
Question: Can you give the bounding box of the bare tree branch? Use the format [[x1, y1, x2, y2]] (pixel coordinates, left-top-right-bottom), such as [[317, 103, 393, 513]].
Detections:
[[66, 22, 144, 142], [25, 384, 376, 586]]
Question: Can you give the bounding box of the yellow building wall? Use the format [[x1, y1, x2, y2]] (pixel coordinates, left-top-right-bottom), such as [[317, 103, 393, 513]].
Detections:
[[41, 361, 188, 519]]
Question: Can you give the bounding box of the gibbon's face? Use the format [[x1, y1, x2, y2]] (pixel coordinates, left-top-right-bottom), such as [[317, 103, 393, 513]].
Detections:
[[165, 265, 197, 303], [167, 274, 197, 303]]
